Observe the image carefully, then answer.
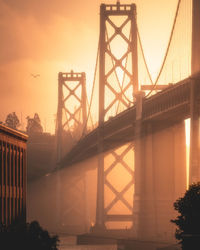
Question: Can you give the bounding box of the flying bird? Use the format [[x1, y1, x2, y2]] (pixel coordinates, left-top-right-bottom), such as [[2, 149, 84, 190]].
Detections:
[[31, 74, 40, 78]]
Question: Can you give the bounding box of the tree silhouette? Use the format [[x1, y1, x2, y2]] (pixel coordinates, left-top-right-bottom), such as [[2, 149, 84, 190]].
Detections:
[[26, 113, 43, 134], [0, 220, 59, 250], [171, 182, 200, 250], [5, 112, 20, 129]]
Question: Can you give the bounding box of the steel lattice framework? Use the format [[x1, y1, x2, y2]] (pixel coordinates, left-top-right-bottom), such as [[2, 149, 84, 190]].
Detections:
[[99, 2, 138, 122], [95, 2, 137, 231], [104, 143, 134, 224], [57, 71, 87, 161]]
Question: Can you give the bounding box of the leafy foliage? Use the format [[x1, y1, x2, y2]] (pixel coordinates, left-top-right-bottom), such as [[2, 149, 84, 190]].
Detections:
[[0, 220, 59, 250], [26, 113, 43, 134], [171, 182, 200, 249], [5, 112, 20, 129]]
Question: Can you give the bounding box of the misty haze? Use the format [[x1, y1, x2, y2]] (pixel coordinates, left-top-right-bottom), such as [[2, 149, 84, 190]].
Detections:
[[1, 0, 200, 250]]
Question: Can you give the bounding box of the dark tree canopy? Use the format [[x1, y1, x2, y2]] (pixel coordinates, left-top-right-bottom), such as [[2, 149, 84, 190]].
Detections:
[[171, 182, 200, 250], [0, 220, 59, 250], [5, 112, 20, 129], [26, 113, 43, 134]]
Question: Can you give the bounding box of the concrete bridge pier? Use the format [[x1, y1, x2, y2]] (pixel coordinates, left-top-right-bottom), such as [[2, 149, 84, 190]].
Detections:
[[132, 91, 145, 238], [133, 92, 187, 241]]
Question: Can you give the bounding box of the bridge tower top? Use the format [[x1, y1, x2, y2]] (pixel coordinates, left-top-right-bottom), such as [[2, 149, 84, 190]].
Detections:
[[99, 1, 138, 124]]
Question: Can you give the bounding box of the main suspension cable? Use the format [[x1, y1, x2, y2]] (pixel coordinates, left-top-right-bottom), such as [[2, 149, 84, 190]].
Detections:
[[86, 95, 94, 128], [145, 0, 182, 98], [81, 36, 100, 137], [136, 26, 154, 85]]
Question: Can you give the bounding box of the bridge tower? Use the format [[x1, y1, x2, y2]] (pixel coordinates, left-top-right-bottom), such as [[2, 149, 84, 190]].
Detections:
[[95, 1, 138, 232], [56, 71, 87, 231], [56, 70, 87, 162], [190, 0, 200, 183]]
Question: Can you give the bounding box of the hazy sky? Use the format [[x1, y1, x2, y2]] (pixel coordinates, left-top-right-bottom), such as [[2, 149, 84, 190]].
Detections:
[[0, 0, 178, 133]]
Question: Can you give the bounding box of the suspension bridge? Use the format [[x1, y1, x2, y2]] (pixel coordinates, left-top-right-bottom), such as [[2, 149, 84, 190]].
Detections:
[[28, 0, 200, 245]]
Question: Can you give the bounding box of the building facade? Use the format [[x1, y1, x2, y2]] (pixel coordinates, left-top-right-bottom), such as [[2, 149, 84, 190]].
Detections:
[[0, 124, 28, 226]]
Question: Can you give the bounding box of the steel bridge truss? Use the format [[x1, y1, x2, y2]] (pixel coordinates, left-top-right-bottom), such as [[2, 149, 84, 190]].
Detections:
[[57, 71, 87, 160], [104, 143, 134, 227], [99, 2, 138, 121], [58, 71, 86, 131], [95, 2, 137, 231]]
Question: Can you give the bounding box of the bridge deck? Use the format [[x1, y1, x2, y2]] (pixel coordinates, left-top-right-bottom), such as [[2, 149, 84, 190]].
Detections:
[[60, 73, 200, 168]]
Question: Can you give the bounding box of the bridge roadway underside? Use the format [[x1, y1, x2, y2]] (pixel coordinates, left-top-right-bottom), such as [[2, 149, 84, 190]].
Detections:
[[61, 74, 200, 168]]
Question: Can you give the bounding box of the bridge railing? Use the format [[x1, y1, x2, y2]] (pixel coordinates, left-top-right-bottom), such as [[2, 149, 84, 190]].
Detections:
[[143, 78, 191, 121]]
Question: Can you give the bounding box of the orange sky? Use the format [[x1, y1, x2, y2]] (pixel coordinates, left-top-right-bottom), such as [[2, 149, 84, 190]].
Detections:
[[0, 0, 180, 133]]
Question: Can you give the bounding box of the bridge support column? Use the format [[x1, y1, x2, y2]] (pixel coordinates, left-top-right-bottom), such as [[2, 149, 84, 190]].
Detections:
[[189, 79, 200, 183], [134, 122, 159, 239], [133, 90, 187, 240], [93, 1, 138, 235], [93, 126, 106, 232], [133, 91, 145, 238], [151, 121, 186, 241], [92, 3, 106, 233]]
